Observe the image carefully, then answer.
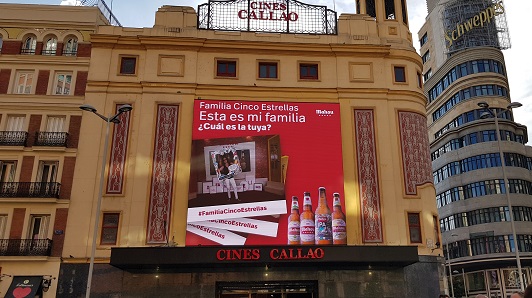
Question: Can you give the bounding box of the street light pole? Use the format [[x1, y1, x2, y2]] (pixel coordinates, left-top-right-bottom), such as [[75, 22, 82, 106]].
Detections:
[[478, 101, 525, 292], [445, 233, 458, 298], [80, 104, 132, 298]]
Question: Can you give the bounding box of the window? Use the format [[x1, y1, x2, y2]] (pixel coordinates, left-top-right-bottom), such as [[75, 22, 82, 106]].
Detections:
[[258, 62, 278, 79], [433, 215, 440, 246], [63, 37, 78, 56], [0, 34, 3, 54], [54, 73, 72, 95], [15, 72, 34, 94], [408, 212, 422, 243], [28, 215, 50, 240], [384, 0, 396, 19], [0, 161, 17, 183], [6, 115, 25, 131], [37, 161, 58, 183], [420, 33, 428, 47], [45, 116, 65, 133], [42, 37, 57, 55], [101, 213, 120, 245], [422, 50, 430, 63], [417, 72, 422, 88], [21, 35, 36, 54], [119, 56, 137, 75], [299, 63, 318, 80], [394, 66, 406, 82], [0, 214, 7, 238], [216, 60, 237, 77], [423, 69, 432, 82]]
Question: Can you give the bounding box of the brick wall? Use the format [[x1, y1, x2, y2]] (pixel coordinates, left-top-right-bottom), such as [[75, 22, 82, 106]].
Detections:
[[51, 208, 68, 257], [77, 43, 91, 57], [20, 156, 35, 182], [27, 114, 42, 147], [56, 42, 64, 56], [36, 70, 50, 95], [0, 69, 12, 94], [1, 41, 22, 55], [68, 115, 82, 148], [59, 157, 76, 200], [35, 42, 43, 55], [9, 208, 26, 239], [74, 71, 88, 96]]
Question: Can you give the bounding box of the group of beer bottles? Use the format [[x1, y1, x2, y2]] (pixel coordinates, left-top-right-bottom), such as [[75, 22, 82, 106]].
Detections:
[[288, 187, 346, 245]]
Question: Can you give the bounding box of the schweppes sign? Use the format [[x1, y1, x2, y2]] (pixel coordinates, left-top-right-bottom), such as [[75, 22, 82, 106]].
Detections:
[[445, 1, 505, 48]]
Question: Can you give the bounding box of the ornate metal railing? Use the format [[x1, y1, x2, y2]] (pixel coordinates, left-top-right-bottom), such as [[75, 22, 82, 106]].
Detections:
[[62, 49, 77, 56], [0, 182, 61, 198], [20, 48, 36, 55], [0, 131, 28, 146], [34, 132, 69, 147], [41, 49, 57, 56], [0, 239, 53, 256], [198, 0, 337, 34]]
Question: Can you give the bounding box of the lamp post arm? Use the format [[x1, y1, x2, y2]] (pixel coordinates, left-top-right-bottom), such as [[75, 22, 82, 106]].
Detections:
[[493, 107, 525, 292]]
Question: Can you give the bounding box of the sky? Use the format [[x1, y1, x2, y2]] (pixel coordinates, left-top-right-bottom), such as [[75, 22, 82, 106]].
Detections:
[[4, 0, 532, 142]]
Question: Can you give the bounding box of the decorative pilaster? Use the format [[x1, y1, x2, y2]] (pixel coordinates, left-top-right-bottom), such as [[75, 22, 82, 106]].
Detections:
[[106, 104, 131, 194], [398, 111, 433, 195], [354, 110, 383, 243], [146, 105, 179, 244]]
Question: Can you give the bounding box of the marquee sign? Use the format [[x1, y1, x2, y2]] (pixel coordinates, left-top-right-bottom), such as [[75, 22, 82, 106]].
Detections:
[[197, 0, 337, 34]]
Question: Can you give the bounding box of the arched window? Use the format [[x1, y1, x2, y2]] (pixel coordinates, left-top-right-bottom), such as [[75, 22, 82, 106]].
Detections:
[[42, 37, 57, 55], [22, 35, 36, 54], [63, 37, 78, 56]]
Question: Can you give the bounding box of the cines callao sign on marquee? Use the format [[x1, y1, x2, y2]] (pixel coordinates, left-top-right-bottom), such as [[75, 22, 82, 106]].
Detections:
[[186, 99, 347, 247], [445, 0, 505, 48]]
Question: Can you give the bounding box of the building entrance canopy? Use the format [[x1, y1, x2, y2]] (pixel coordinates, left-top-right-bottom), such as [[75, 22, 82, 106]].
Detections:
[[110, 245, 418, 272]]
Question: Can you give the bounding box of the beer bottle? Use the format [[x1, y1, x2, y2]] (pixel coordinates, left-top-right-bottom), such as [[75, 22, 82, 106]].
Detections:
[[332, 192, 347, 245], [287, 196, 300, 245], [300, 192, 315, 245], [314, 187, 332, 245]]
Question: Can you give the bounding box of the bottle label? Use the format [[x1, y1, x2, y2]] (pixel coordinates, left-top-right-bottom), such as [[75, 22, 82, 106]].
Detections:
[[332, 219, 346, 240], [288, 221, 300, 243], [300, 219, 315, 242], [315, 214, 332, 241]]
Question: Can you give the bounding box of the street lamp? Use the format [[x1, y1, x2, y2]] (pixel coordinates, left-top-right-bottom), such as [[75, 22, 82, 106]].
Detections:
[[80, 103, 132, 298], [445, 233, 458, 298], [477, 100, 524, 292]]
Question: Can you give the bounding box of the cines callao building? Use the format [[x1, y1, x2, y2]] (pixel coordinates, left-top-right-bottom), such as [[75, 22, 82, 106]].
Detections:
[[1, 0, 443, 297]]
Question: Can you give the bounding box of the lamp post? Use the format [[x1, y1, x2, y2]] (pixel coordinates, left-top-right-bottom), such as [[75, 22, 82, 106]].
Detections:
[[79, 103, 132, 298], [445, 233, 458, 298], [477, 100, 524, 292]]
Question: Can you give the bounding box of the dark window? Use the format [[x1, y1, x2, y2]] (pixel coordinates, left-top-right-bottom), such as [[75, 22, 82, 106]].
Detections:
[[417, 72, 422, 88], [420, 33, 428, 47], [385, 0, 396, 19], [394, 66, 406, 82], [101, 213, 120, 245], [259, 62, 278, 79], [408, 213, 422, 243], [422, 51, 430, 63], [217, 60, 237, 77], [299, 63, 318, 80], [400, 0, 408, 24], [366, 0, 376, 18], [120, 57, 137, 75]]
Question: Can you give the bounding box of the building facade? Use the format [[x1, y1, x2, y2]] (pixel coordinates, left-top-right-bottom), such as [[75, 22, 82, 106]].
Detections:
[[0, 4, 112, 297], [420, 0, 532, 297], [3, 0, 442, 297]]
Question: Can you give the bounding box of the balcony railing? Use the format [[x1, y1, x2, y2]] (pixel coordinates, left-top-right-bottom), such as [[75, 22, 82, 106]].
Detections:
[[0, 239, 52, 256], [0, 131, 28, 146], [62, 50, 77, 56], [41, 49, 57, 56], [20, 48, 36, 55], [0, 182, 61, 198], [34, 132, 69, 147]]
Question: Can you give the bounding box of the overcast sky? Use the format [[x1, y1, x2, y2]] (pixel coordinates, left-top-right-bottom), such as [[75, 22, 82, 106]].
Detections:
[[5, 0, 532, 142]]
